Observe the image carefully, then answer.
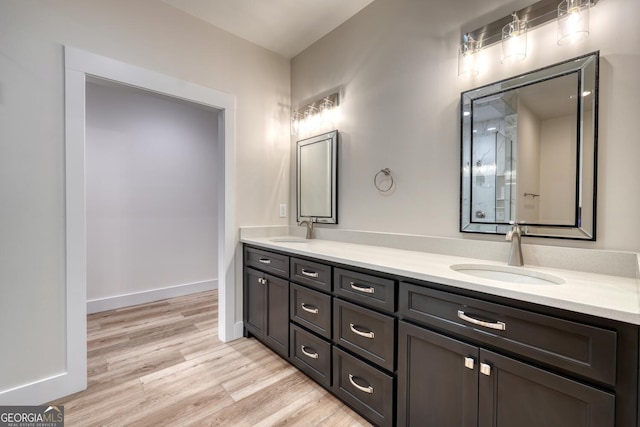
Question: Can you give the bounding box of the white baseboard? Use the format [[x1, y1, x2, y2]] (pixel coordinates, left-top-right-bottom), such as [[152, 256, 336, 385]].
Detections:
[[87, 279, 218, 314]]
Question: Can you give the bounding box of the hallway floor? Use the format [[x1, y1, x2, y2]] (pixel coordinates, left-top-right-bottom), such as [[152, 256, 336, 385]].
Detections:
[[51, 290, 370, 426]]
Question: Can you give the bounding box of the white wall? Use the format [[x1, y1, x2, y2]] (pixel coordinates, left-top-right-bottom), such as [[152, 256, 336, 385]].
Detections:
[[86, 81, 218, 309], [0, 0, 289, 401], [291, 0, 640, 252], [517, 101, 541, 223], [539, 114, 576, 224]]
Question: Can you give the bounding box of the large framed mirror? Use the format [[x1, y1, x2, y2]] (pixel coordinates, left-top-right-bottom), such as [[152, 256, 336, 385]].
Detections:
[[297, 130, 338, 224], [460, 52, 598, 240]]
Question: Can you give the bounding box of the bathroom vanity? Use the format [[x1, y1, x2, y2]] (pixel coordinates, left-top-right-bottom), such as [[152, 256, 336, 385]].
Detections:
[[242, 237, 640, 426]]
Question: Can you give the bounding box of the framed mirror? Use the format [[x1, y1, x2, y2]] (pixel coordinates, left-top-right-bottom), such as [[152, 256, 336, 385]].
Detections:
[[460, 52, 598, 240], [297, 130, 338, 224]]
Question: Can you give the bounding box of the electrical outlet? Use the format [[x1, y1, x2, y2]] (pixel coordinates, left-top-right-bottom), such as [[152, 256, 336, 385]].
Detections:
[[279, 204, 287, 218]]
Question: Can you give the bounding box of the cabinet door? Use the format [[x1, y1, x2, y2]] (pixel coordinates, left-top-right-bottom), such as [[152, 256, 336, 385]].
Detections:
[[398, 321, 479, 427], [244, 267, 266, 338], [478, 349, 615, 427], [265, 274, 289, 358]]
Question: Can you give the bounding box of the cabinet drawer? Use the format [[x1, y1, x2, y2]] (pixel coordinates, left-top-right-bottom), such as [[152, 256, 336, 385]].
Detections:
[[332, 346, 394, 427], [245, 247, 289, 278], [290, 257, 332, 292], [399, 282, 617, 386], [290, 283, 332, 339], [333, 298, 395, 371], [290, 324, 332, 388], [334, 268, 395, 313]]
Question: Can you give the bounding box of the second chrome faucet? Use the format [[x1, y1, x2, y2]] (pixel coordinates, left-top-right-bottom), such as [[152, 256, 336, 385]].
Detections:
[[506, 222, 524, 266], [298, 218, 314, 239]]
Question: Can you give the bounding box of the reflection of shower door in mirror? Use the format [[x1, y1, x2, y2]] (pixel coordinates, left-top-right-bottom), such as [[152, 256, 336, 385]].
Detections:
[[471, 131, 513, 224]]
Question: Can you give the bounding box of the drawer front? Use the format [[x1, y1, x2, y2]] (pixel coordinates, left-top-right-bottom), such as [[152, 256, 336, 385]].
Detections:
[[399, 282, 617, 386], [333, 298, 395, 371], [245, 246, 289, 278], [332, 346, 394, 427], [290, 324, 332, 388], [290, 283, 332, 339], [334, 268, 395, 313], [290, 257, 332, 292]]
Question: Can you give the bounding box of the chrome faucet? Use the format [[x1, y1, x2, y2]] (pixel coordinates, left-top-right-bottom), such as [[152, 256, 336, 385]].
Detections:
[[506, 222, 524, 266], [298, 218, 314, 239]]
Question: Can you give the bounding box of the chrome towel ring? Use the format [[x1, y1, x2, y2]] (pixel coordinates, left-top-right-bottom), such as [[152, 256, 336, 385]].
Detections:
[[374, 168, 394, 192]]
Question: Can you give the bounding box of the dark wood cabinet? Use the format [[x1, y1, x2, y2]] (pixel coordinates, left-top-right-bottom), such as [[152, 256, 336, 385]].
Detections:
[[398, 321, 478, 427], [244, 267, 266, 337], [244, 266, 289, 358], [244, 244, 639, 427], [333, 346, 394, 427], [398, 320, 615, 427], [478, 349, 614, 427]]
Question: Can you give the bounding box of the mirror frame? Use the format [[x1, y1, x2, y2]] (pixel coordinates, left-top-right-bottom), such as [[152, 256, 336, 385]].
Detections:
[[296, 130, 338, 224], [460, 51, 599, 240]]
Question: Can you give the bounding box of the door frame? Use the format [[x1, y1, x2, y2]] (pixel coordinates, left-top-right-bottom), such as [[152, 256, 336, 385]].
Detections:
[[62, 47, 239, 398]]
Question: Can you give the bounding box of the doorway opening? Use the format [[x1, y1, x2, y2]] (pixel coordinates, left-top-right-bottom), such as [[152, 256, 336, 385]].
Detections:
[[63, 47, 238, 399]]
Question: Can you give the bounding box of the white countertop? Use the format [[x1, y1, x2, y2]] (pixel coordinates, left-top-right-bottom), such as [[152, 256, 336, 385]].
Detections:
[[241, 236, 640, 325]]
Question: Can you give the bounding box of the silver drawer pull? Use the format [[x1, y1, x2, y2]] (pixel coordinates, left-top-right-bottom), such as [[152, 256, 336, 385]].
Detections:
[[301, 269, 319, 278], [457, 310, 506, 331], [348, 374, 374, 394], [349, 323, 375, 339], [301, 303, 319, 315], [301, 345, 319, 359], [258, 258, 271, 264], [350, 282, 375, 294]]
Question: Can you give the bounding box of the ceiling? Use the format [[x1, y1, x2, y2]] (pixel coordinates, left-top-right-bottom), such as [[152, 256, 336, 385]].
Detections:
[[161, 0, 375, 59]]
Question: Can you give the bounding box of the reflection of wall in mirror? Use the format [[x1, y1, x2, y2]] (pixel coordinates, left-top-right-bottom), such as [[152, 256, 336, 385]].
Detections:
[[300, 140, 332, 217], [539, 114, 579, 225], [517, 101, 541, 223], [517, 100, 585, 226]]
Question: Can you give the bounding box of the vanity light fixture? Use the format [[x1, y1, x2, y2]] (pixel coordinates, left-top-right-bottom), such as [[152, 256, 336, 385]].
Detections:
[[291, 93, 339, 136], [458, 0, 598, 76], [501, 13, 528, 64], [458, 34, 480, 78], [557, 0, 590, 45]]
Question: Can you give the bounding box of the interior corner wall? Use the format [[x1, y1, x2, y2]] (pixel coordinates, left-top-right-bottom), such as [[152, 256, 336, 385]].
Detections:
[[86, 82, 218, 310], [0, 0, 289, 401], [290, 0, 640, 252]]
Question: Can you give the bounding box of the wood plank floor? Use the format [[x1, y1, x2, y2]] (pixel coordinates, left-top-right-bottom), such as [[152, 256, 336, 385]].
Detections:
[[51, 290, 371, 426]]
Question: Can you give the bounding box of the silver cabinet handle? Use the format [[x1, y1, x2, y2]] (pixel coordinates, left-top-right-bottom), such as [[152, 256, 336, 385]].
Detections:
[[258, 258, 271, 264], [257, 278, 267, 285], [348, 374, 374, 394], [464, 357, 475, 370], [349, 323, 375, 339], [301, 269, 319, 278], [301, 345, 319, 359], [350, 282, 375, 294], [480, 363, 491, 376], [457, 310, 506, 331], [301, 303, 319, 314]]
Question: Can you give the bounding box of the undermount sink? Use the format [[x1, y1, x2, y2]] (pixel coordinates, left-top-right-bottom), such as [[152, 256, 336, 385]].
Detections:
[[269, 237, 308, 243], [450, 264, 564, 285]]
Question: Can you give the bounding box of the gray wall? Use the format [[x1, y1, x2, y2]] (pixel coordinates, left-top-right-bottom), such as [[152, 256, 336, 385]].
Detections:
[[86, 82, 218, 305], [0, 0, 290, 397], [291, 0, 640, 252]]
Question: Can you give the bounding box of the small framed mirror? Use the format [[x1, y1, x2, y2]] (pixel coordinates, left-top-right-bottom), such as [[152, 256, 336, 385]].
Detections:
[[297, 130, 338, 224], [460, 52, 598, 240]]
